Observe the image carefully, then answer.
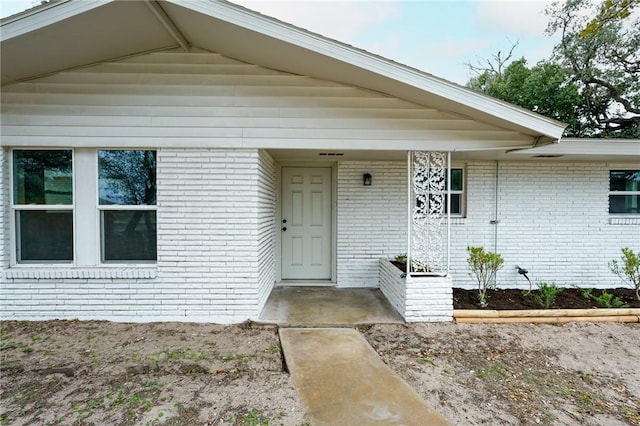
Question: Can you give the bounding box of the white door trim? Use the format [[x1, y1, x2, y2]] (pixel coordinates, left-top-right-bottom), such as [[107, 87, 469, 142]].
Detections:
[[275, 161, 337, 284]]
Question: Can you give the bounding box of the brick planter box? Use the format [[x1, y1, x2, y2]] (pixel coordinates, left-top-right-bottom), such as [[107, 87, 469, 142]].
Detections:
[[379, 259, 453, 322]]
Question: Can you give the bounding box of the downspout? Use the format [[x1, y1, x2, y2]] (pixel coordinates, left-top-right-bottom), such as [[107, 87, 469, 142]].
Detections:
[[492, 161, 499, 254]]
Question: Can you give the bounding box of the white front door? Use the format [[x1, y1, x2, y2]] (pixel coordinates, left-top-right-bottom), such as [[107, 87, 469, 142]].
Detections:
[[281, 167, 332, 280]]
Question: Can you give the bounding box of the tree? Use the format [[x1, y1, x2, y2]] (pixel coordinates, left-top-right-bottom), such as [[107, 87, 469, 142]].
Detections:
[[581, 0, 639, 37], [467, 0, 639, 138], [468, 57, 584, 135], [546, 0, 640, 137]]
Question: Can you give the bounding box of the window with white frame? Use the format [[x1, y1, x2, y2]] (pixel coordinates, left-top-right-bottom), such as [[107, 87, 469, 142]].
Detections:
[[12, 150, 74, 263], [448, 168, 465, 216], [609, 170, 640, 214], [98, 150, 157, 262], [10, 148, 157, 266], [415, 167, 465, 217]]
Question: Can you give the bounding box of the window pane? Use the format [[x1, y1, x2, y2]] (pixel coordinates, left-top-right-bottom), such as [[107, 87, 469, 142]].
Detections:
[[102, 210, 157, 262], [17, 210, 73, 262], [99, 150, 156, 205], [13, 150, 72, 205], [447, 194, 462, 215], [450, 169, 463, 191], [610, 170, 640, 191], [609, 195, 640, 214]]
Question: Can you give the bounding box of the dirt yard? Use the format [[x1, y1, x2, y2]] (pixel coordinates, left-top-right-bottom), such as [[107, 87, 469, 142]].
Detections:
[[1, 320, 638, 425]]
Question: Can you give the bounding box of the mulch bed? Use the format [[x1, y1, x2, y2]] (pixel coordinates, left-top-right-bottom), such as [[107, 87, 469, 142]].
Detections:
[[453, 287, 640, 310]]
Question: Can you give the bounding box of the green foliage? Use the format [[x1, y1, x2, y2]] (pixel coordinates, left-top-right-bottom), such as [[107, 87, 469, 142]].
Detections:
[[468, 0, 639, 138], [468, 58, 583, 134], [581, 0, 638, 37], [527, 282, 564, 309], [545, 0, 640, 137], [580, 287, 628, 307], [591, 290, 627, 308], [393, 253, 429, 272], [608, 247, 640, 300], [467, 246, 504, 307]]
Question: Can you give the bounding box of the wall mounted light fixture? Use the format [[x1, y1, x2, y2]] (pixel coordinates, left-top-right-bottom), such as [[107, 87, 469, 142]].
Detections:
[[363, 173, 372, 186]]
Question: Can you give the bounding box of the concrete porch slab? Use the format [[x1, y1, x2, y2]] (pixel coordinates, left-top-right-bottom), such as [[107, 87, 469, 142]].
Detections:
[[279, 328, 451, 425], [259, 286, 403, 326]]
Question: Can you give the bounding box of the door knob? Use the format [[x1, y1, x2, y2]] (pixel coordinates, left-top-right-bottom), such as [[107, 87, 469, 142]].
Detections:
[[282, 227, 287, 232]]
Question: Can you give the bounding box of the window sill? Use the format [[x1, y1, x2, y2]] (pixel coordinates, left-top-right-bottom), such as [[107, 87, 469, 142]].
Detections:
[[445, 217, 466, 225], [2, 267, 157, 280], [609, 217, 640, 225]]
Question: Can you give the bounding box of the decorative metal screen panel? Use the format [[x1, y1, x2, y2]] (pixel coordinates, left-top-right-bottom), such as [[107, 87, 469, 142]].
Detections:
[[409, 151, 448, 274]]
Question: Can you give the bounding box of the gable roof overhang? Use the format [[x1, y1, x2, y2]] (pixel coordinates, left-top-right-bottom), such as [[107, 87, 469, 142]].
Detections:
[[1, 0, 566, 149]]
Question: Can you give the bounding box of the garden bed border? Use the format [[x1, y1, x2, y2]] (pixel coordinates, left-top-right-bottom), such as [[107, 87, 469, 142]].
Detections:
[[454, 308, 640, 324]]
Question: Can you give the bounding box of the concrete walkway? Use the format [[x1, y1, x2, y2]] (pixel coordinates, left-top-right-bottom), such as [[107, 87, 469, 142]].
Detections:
[[280, 328, 451, 426], [260, 286, 403, 326]]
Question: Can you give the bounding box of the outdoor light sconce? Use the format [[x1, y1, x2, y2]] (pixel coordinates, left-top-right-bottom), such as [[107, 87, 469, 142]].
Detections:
[[363, 173, 372, 186]]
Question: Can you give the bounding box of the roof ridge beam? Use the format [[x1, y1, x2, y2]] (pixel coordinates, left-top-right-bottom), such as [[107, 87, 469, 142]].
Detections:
[[145, 0, 190, 52]]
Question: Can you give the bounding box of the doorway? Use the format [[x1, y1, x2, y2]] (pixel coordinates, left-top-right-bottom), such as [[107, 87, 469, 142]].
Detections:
[[281, 167, 332, 280]]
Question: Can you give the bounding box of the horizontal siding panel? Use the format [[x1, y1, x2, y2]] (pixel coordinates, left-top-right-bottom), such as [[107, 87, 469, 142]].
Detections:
[[3, 125, 530, 141], [39, 72, 345, 88], [4, 115, 502, 131], [118, 51, 245, 64], [85, 62, 287, 75], [3, 104, 443, 119], [5, 82, 371, 98], [1, 50, 526, 148], [1, 93, 412, 108]]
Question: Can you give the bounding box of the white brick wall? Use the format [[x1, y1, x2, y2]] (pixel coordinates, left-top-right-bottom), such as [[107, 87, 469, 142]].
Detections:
[[379, 260, 453, 322], [2, 155, 638, 322], [1, 148, 270, 323], [453, 161, 640, 290], [336, 161, 407, 287], [156, 149, 262, 320], [256, 150, 276, 313], [337, 160, 640, 291]]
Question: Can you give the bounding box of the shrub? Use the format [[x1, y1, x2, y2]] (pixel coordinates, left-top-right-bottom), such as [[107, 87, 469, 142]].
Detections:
[[608, 248, 640, 301], [580, 288, 627, 308], [467, 246, 504, 307], [528, 282, 563, 309]]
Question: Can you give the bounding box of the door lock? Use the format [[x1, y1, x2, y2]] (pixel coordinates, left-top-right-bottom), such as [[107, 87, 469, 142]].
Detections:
[[282, 227, 287, 232]]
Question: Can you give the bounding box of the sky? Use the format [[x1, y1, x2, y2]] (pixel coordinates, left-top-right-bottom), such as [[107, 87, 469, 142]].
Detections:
[[0, 0, 560, 85]]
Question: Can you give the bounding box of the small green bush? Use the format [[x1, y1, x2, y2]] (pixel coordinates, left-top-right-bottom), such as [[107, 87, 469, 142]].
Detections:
[[580, 288, 627, 308], [608, 248, 640, 301], [467, 246, 504, 307], [527, 282, 563, 309]]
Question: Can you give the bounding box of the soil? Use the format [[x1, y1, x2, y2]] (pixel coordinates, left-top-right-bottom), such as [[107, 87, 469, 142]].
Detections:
[[392, 259, 640, 310], [454, 288, 640, 310], [2, 321, 639, 426]]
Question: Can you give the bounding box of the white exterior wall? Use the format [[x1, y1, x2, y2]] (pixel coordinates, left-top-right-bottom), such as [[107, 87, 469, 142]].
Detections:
[[452, 161, 640, 290], [156, 148, 263, 321], [336, 160, 639, 291], [0, 148, 271, 323], [336, 161, 407, 287], [257, 150, 277, 312]]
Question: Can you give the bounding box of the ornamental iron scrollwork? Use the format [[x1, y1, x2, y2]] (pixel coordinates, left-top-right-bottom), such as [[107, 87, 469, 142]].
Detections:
[[409, 151, 447, 274]]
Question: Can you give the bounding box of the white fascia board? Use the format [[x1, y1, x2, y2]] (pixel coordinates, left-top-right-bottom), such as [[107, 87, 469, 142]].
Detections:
[[169, 0, 566, 139], [511, 138, 640, 157], [0, 0, 111, 40]]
